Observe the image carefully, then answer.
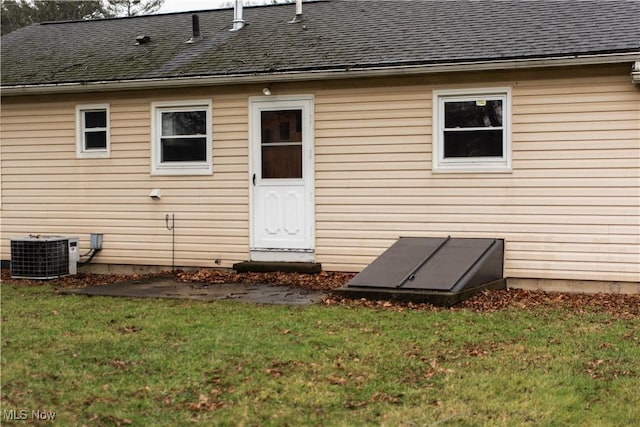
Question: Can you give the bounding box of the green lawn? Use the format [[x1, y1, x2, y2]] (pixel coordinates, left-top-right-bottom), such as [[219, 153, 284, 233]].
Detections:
[[2, 284, 639, 426]]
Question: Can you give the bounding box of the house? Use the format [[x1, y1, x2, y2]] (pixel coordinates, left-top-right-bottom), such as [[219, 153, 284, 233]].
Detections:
[[1, 0, 639, 293]]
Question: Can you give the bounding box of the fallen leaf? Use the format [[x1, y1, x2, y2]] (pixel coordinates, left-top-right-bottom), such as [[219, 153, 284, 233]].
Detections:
[[4, 269, 639, 318], [111, 359, 127, 369], [327, 375, 346, 385]]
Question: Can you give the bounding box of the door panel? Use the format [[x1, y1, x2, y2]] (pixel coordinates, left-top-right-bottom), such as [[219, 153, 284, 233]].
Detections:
[[250, 97, 314, 256]]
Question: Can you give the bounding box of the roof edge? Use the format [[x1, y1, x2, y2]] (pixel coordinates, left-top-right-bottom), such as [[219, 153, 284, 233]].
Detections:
[[2, 52, 639, 96]]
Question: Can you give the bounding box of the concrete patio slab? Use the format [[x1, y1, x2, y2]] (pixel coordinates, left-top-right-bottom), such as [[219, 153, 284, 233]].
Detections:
[[61, 276, 327, 305]]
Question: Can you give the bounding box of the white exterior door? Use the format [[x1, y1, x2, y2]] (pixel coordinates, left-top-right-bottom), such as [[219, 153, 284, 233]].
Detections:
[[250, 96, 314, 262]]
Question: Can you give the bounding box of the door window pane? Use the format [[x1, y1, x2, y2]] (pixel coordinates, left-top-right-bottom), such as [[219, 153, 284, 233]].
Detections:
[[261, 110, 302, 143], [261, 109, 303, 179], [262, 145, 302, 179]]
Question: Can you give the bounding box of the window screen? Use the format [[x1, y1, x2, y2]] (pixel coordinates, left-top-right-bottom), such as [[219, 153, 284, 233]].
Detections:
[[152, 101, 212, 175], [160, 111, 207, 162], [443, 100, 504, 158], [260, 110, 303, 179], [82, 109, 107, 150], [433, 89, 511, 172]]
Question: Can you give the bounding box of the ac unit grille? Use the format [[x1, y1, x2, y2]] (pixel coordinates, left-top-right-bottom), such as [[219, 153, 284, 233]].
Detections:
[[11, 236, 78, 279]]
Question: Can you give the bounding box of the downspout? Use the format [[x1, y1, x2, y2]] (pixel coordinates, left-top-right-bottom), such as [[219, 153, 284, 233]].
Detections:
[[230, 0, 245, 32]]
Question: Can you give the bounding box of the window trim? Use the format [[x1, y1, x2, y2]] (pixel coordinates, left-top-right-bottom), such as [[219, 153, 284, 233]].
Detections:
[[76, 104, 110, 158], [151, 100, 213, 176], [432, 87, 512, 173]]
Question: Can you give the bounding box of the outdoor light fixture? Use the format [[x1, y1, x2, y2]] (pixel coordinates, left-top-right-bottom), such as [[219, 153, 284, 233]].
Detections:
[[262, 87, 272, 96]]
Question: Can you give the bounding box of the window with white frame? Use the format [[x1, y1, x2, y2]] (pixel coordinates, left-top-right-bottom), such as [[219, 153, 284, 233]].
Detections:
[[76, 104, 110, 158], [151, 101, 212, 175], [432, 88, 511, 172]]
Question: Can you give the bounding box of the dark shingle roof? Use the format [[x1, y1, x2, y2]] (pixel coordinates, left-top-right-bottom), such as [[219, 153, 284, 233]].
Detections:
[[2, 0, 639, 87]]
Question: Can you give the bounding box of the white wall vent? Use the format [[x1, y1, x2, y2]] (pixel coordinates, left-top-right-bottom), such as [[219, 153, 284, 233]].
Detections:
[[10, 235, 79, 279]]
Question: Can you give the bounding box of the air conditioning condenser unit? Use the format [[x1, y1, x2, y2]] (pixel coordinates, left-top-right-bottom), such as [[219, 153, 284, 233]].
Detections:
[[10, 235, 79, 279]]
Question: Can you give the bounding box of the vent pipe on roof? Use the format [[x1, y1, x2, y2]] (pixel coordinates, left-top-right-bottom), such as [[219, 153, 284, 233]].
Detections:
[[135, 35, 151, 45], [186, 14, 203, 43], [230, 0, 245, 32], [290, 0, 304, 23]]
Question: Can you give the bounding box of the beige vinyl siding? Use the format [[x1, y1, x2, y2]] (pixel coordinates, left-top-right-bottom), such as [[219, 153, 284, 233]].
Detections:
[[1, 65, 638, 284], [1, 89, 251, 268], [314, 66, 639, 282]]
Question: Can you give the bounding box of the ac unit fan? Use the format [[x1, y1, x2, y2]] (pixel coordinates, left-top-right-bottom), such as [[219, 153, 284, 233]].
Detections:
[[10, 236, 79, 279]]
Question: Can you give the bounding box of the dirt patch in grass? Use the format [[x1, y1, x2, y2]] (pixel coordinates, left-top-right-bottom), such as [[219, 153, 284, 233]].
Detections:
[[2, 269, 639, 318]]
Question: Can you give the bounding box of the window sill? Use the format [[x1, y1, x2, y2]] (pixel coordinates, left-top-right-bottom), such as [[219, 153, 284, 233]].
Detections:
[[151, 167, 212, 176], [432, 163, 512, 174], [77, 151, 110, 159]]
